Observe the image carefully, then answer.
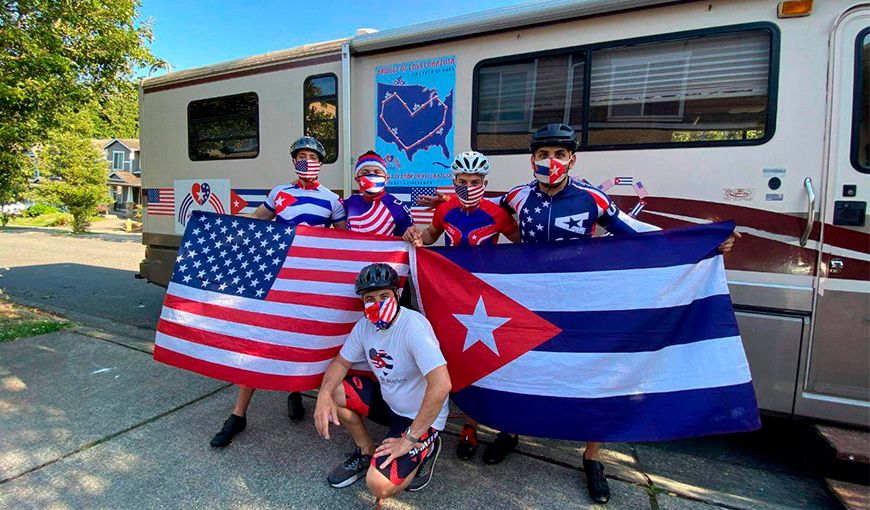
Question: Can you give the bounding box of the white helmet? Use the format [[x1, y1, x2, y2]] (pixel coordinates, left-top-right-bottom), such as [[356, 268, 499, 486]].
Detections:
[[451, 151, 490, 176]]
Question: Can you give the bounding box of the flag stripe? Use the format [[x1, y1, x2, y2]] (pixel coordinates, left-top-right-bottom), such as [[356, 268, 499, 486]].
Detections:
[[165, 283, 360, 324], [157, 319, 342, 362], [270, 278, 358, 298], [154, 345, 326, 392], [534, 294, 739, 353], [474, 336, 750, 399], [292, 234, 408, 252], [278, 267, 408, 288], [452, 382, 759, 442], [433, 222, 733, 274], [475, 256, 726, 313], [287, 246, 410, 264], [282, 257, 410, 276], [159, 307, 348, 350], [163, 293, 356, 336], [156, 332, 332, 375], [266, 290, 363, 312]]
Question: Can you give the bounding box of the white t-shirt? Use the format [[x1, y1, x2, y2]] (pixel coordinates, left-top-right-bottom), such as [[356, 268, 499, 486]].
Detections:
[[339, 308, 449, 430]]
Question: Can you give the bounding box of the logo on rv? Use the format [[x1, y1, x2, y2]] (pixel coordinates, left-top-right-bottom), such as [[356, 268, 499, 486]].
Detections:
[[174, 179, 231, 234]]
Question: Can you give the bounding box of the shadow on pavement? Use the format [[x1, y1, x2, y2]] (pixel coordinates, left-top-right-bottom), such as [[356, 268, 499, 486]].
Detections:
[[0, 227, 142, 244]]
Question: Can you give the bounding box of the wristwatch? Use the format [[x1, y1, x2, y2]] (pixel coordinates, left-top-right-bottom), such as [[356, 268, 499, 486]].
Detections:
[[403, 427, 421, 443]]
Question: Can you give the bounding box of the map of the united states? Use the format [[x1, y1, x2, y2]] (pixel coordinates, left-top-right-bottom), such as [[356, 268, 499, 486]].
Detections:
[[377, 82, 454, 161]]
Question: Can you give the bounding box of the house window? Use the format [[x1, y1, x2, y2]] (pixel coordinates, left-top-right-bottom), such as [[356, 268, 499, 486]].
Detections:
[[303, 74, 338, 164], [188, 92, 259, 161], [112, 151, 125, 170], [473, 24, 776, 153]]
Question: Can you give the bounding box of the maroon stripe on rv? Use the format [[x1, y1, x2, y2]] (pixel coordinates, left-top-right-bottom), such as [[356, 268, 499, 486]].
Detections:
[[143, 53, 342, 94]]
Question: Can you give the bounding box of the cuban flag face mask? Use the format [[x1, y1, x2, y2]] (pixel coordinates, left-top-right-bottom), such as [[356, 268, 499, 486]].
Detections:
[[358, 174, 387, 195], [364, 295, 398, 330], [533, 158, 569, 185]]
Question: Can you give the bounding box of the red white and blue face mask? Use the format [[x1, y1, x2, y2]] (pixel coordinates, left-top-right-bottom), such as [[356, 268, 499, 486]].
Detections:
[[454, 184, 486, 208], [364, 295, 398, 330], [358, 174, 387, 195], [533, 158, 569, 186], [294, 159, 321, 180]]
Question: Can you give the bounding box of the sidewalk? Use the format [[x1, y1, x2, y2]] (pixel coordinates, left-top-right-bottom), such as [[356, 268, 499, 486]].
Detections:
[[0, 318, 841, 509]]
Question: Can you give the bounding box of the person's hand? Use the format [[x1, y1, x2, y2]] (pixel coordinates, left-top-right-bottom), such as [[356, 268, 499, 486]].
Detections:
[[415, 192, 449, 209], [374, 436, 420, 469], [403, 226, 424, 247], [718, 230, 741, 253], [314, 393, 340, 440]]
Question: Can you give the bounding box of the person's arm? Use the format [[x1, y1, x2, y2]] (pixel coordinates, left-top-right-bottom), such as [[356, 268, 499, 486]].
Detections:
[[402, 225, 441, 246], [374, 364, 450, 468], [330, 196, 347, 230], [250, 204, 276, 220], [332, 220, 347, 230], [313, 355, 352, 440]]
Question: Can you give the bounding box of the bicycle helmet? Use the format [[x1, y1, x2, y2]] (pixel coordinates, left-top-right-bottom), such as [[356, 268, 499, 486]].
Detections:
[[290, 136, 326, 161], [529, 123, 578, 153], [451, 150, 490, 176], [354, 263, 401, 295]]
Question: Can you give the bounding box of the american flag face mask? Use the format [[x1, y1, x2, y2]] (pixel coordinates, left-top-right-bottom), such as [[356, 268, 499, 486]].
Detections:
[[294, 159, 321, 180], [454, 184, 486, 208], [364, 295, 399, 330]]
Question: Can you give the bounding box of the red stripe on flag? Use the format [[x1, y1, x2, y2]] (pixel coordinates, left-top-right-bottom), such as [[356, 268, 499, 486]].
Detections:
[[295, 226, 404, 241], [276, 268, 408, 289], [266, 290, 363, 311], [157, 319, 341, 362], [163, 294, 356, 336], [286, 246, 409, 264], [154, 345, 324, 392]]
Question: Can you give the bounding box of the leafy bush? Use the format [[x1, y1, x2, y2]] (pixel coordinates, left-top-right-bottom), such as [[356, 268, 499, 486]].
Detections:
[[25, 203, 60, 217], [47, 213, 73, 227]]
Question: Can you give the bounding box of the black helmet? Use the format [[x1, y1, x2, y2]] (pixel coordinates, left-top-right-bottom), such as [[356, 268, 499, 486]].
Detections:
[[529, 123, 578, 153], [290, 136, 326, 161], [354, 263, 400, 295]]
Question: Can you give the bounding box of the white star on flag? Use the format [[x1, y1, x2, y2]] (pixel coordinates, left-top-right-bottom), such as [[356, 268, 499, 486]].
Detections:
[[454, 296, 510, 355]]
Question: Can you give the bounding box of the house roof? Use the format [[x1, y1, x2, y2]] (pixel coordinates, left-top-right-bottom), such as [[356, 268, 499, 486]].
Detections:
[[104, 138, 140, 151], [107, 171, 141, 187]]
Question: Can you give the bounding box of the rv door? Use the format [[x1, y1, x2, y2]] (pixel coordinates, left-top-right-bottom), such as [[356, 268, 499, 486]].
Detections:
[[797, 5, 870, 425]]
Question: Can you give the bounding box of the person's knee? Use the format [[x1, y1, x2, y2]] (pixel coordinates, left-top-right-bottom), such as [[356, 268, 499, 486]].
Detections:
[[331, 382, 348, 408], [366, 469, 398, 499]]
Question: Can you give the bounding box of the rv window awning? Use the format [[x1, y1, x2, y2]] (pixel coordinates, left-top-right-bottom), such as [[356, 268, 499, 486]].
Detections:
[[350, 0, 681, 54]]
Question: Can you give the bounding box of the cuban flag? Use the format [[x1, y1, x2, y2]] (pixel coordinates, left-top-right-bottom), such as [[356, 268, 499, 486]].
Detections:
[[410, 221, 760, 442]]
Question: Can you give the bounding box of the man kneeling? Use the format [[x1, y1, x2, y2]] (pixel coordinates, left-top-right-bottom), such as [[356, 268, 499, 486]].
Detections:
[[314, 263, 451, 498]]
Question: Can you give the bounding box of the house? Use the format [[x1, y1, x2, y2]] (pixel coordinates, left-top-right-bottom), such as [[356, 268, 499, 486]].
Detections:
[[94, 138, 141, 213]]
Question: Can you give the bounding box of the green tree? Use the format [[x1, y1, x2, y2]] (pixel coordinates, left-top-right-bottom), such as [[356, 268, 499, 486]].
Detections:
[[37, 111, 111, 233], [0, 0, 154, 204]]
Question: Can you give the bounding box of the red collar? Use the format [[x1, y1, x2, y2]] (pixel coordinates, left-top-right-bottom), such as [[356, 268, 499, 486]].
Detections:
[[294, 179, 320, 190], [362, 191, 386, 202]]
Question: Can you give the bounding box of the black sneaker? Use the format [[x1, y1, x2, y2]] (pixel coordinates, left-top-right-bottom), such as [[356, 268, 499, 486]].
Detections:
[[209, 414, 246, 448], [483, 432, 518, 464], [456, 424, 478, 460], [328, 447, 372, 488], [288, 392, 305, 422], [407, 436, 442, 492], [583, 458, 611, 504]]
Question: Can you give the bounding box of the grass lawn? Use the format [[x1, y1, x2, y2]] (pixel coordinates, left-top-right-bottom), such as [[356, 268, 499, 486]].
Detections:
[[0, 298, 71, 342], [5, 214, 107, 229]]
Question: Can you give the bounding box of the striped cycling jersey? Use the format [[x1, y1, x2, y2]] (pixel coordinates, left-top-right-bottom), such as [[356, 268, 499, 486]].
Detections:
[[343, 192, 414, 237], [500, 179, 658, 243], [263, 182, 346, 227]]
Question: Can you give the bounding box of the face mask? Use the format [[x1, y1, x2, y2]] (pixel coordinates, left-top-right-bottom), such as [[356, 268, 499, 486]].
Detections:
[[295, 159, 320, 180], [454, 184, 486, 208], [533, 158, 569, 186], [364, 295, 398, 330], [358, 174, 387, 195]]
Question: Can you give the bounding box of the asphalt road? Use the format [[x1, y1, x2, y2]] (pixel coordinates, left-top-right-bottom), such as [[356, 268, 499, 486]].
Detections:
[[0, 226, 844, 509]]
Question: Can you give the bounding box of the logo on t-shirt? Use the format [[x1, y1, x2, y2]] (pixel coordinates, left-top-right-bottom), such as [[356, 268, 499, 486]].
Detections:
[[368, 348, 394, 376]]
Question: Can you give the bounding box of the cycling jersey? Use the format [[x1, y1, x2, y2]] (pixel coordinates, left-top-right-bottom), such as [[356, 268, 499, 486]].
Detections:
[[264, 181, 346, 227], [500, 179, 657, 243], [343, 192, 414, 237], [432, 195, 518, 247]]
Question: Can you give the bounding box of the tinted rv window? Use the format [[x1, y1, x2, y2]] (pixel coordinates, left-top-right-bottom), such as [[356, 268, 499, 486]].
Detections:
[[476, 53, 585, 151], [853, 29, 870, 173], [304, 74, 338, 164], [188, 92, 259, 161], [588, 31, 771, 147]]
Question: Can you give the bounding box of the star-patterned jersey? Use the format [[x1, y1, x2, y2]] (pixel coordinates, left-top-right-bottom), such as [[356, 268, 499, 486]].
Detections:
[[499, 179, 658, 242], [432, 195, 518, 247], [343, 192, 414, 237], [263, 182, 346, 227]]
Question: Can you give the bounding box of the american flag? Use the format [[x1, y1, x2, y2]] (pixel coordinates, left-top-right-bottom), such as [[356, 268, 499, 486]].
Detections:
[[153, 211, 409, 391], [633, 181, 649, 199], [295, 160, 321, 180], [392, 186, 454, 225], [346, 200, 396, 236], [146, 188, 175, 216]]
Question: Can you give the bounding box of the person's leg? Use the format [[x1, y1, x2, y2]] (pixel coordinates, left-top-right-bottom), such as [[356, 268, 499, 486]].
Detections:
[[457, 417, 479, 460], [483, 430, 519, 464], [582, 441, 610, 504], [333, 382, 375, 455], [328, 375, 388, 488], [211, 385, 255, 447], [368, 419, 440, 498], [287, 391, 305, 421]]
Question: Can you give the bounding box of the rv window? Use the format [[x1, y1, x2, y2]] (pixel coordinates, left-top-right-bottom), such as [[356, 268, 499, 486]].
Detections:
[[475, 53, 585, 151], [304, 74, 338, 164], [188, 92, 259, 161], [852, 29, 870, 173], [588, 31, 771, 147]]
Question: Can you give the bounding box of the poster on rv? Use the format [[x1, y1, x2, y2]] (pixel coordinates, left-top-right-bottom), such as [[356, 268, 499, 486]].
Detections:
[[173, 179, 230, 234], [374, 55, 456, 195]]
